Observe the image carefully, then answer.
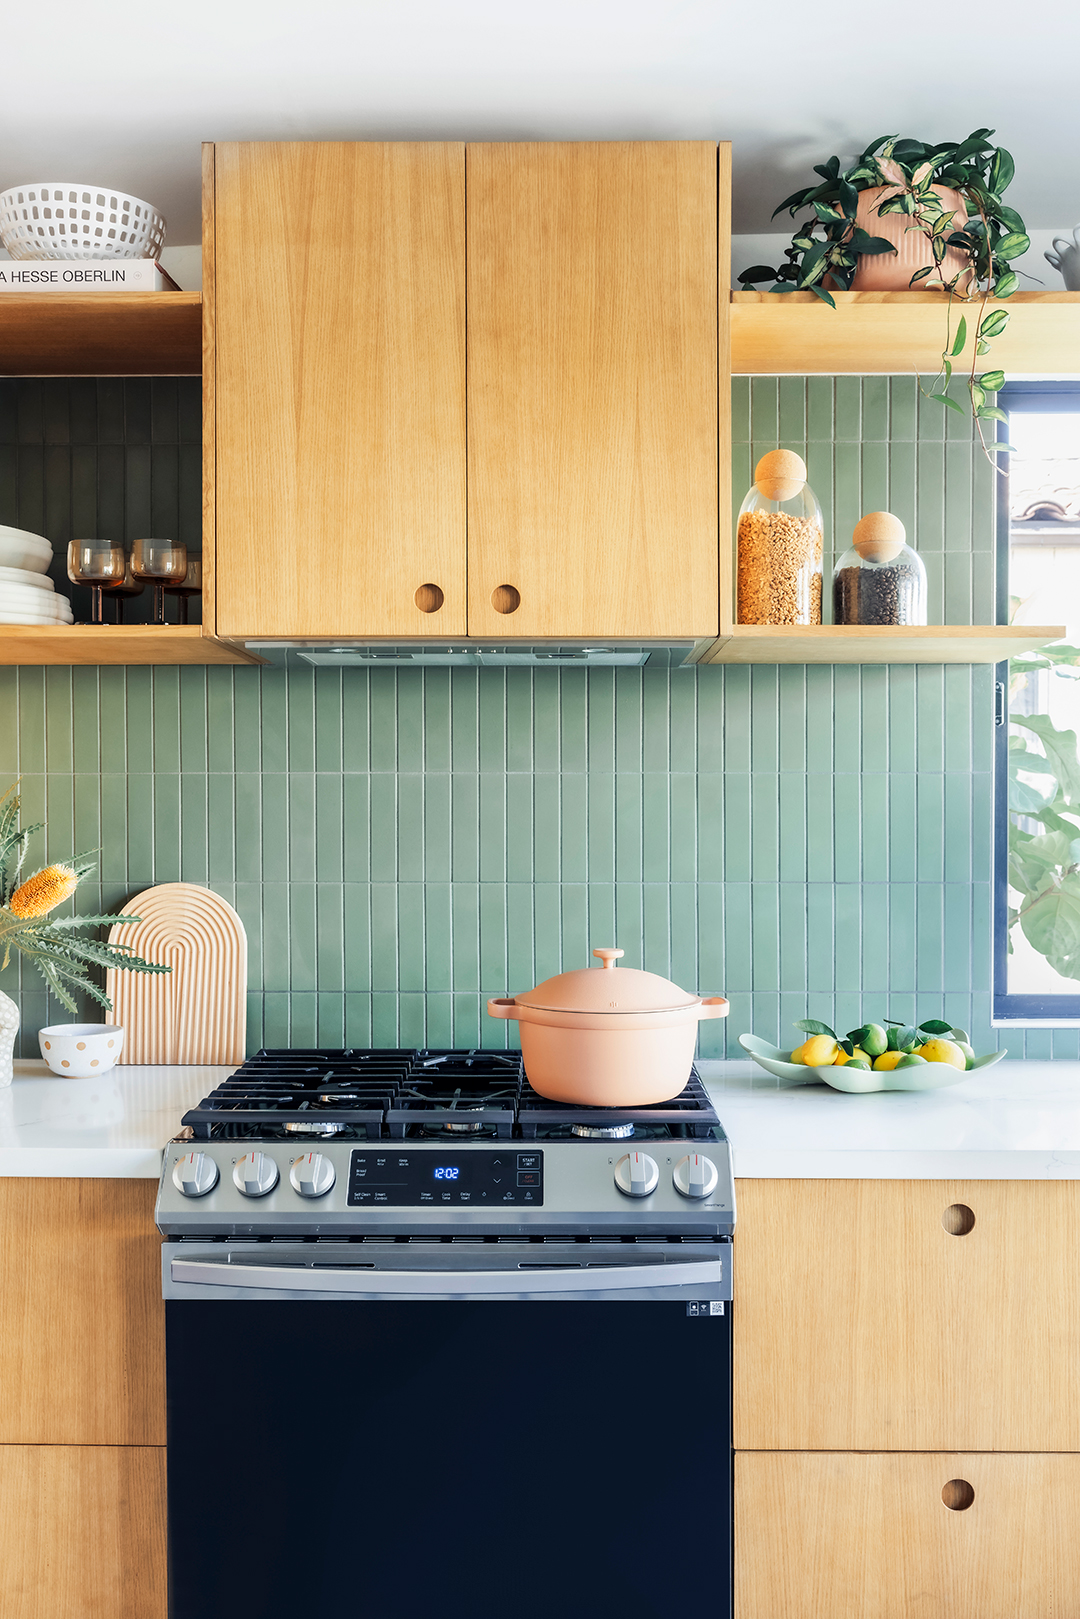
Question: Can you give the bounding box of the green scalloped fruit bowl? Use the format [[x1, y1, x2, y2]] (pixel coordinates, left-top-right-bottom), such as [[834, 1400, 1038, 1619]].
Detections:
[[738, 1033, 1007, 1093]]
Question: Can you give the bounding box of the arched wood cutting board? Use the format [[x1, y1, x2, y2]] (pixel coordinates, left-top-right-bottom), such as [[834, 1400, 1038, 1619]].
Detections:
[[106, 883, 247, 1065]]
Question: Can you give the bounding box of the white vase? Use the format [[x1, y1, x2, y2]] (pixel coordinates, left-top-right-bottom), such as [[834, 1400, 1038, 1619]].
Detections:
[[0, 989, 18, 1087]]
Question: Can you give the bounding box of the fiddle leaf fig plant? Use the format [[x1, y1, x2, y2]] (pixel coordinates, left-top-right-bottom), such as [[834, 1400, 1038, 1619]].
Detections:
[[740, 131, 1030, 452]]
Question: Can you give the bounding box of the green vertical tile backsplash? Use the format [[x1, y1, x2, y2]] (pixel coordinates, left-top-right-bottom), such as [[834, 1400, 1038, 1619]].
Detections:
[[0, 376, 1057, 1059]]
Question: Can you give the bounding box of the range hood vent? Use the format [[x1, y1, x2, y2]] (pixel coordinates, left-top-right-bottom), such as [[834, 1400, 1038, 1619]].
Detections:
[[289, 647, 653, 669]]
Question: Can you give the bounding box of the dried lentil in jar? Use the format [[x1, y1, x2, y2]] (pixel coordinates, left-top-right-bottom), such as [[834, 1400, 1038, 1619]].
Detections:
[[737, 449, 824, 625]]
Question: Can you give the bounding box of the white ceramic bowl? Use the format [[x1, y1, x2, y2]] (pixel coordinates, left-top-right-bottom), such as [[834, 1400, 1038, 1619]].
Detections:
[[0, 526, 52, 573], [0, 184, 166, 261], [38, 1024, 124, 1077], [738, 1032, 1005, 1093]]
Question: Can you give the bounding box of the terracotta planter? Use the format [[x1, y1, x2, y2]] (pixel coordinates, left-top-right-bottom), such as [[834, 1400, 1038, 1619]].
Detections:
[[852, 185, 973, 293], [487, 946, 728, 1106]]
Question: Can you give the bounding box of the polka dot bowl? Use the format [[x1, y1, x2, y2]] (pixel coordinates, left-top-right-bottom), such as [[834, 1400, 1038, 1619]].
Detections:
[[38, 1024, 124, 1078]]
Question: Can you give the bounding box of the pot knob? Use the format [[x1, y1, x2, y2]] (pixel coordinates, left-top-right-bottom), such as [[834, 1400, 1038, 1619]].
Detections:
[[289, 1152, 336, 1199], [233, 1151, 280, 1198], [614, 1151, 659, 1198], [673, 1153, 719, 1200]]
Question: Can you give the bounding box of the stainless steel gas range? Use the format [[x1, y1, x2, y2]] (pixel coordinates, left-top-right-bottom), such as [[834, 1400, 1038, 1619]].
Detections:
[[158, 1048, 734, 1619]]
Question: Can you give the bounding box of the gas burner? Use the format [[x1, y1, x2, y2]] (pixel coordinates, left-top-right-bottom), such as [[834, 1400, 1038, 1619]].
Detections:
[[318, 1092, 361, 1104], [442, 1112, 486, 1134], [571, 1121, 635, 1140], [284, 1120, 349, 1137]]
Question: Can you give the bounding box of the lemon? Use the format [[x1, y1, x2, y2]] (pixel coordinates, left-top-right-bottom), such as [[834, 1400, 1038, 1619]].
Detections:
[[916, 1037, 966, 1070], [860, 1024, 888, 1057], [791, 1034, 840, 1066], [872, 1050, 906, 1071], [834, 1046, 870, 1067]]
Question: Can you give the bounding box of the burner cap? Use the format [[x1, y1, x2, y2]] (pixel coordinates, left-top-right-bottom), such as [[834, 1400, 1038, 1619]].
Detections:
[[284, 1120, 348, 1137], [571, 1121, 635, 1140], [442, 1114, 486, 1134]]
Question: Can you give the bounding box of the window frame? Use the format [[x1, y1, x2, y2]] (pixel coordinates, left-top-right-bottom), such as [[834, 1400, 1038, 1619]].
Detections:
[[993, 382, 1080, 1026]]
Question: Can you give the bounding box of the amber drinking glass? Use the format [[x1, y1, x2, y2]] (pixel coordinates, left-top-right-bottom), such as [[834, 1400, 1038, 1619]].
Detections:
[[99, 557, 145, 624], [164, 556, 202, 625], [131, 539, 188, 624], [66, 540, 126, 624]]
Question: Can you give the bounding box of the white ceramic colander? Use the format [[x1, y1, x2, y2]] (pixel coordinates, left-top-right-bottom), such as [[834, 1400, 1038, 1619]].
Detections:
[[0, 183, 166, 261]]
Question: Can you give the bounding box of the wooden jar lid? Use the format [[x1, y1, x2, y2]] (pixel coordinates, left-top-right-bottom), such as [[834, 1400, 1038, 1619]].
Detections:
[[754, 449, 806, 503], [853, 511, 906, 563]]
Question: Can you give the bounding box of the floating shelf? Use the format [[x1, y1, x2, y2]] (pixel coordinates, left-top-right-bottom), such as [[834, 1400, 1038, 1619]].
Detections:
[[0, 292, 202, 376], [731, 290, 1080, 376], [0, 626, 263, 666], [694, 625, 1067, 666]]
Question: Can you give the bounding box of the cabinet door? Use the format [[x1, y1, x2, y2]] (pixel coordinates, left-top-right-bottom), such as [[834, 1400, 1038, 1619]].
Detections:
[[467, 142, 720, 640], [0, 1445, 165, 1618], [734, 1179, 1080, 1451], [210, 142, 466, 639], [0, 1180, 163, 1445], [736, 1451, 1080, 1619]]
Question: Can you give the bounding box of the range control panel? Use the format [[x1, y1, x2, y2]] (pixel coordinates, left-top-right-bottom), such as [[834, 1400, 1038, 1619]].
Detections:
[[347, 1150, 544, 1207]]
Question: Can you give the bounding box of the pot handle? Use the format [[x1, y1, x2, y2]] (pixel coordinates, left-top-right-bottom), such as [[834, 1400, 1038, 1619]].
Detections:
[[697, 996, 729, 1020], [487, 997, 522, 1022]]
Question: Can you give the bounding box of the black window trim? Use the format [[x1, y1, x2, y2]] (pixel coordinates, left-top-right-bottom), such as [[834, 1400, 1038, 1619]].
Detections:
[[993, 382, 1080, 1025]]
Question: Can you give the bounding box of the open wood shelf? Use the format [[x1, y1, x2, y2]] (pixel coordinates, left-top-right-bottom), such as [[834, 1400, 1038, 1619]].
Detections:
[[1, 292, 202, 375], [0, 625, 262, 666], [694, 624, 1067, 665], [731, 290, 1080, 376]]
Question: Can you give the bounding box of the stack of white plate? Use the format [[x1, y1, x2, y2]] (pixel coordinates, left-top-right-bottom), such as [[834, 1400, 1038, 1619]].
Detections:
[[0, 527, 72, 625]]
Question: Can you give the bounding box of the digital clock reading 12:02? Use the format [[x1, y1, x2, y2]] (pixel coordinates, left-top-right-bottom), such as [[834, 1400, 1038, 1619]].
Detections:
[[433, 1166, 460, 1181]]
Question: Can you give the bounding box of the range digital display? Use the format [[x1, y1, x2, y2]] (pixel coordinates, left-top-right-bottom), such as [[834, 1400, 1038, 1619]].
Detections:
[[347, 1150, 543, 1207]]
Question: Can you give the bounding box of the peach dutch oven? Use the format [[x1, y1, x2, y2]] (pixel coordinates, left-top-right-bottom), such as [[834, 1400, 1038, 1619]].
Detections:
[[488, 947, 728, 1106]]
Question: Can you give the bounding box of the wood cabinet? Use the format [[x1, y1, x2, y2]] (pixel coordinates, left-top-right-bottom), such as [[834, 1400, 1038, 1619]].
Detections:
[[206, 139, 725, 644], [0, 1181, 165, 1616], [0, 1446, 166, 1618], [733, 1179, 1080, 1452], [736, 1451, 1080, 1619], [208, 140, 467, 641], [734, 1179, 1080, 1617], [466, 142, 721, 640]]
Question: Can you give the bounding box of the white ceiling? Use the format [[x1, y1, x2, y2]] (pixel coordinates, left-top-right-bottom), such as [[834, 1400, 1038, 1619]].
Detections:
[[4, 0, 1077, 245]]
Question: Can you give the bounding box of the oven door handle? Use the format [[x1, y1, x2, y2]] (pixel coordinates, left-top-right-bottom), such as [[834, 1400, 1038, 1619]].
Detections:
[[170, 1257, 723, 1296]]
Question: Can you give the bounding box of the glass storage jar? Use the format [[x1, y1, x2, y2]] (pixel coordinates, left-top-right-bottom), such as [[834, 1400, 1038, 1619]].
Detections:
[[737, 449, 823, 625], [832, 512, 927, 626]]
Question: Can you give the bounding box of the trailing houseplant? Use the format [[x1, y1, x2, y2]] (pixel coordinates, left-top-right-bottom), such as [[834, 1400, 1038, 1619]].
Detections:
[[739, 131, 1030, 449], [0, 785, 170, 1080]]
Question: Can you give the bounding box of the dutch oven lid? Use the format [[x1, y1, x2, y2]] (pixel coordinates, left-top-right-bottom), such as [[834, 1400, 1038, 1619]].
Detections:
[[513, 947, 700, 1014]]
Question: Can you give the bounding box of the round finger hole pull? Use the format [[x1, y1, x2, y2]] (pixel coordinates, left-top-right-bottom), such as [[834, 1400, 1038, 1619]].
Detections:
[[491, 584, 521, 615], [414, 583, 444, 613], [942, 1203, 976, 1236], [941, 1479, 975, 1511]]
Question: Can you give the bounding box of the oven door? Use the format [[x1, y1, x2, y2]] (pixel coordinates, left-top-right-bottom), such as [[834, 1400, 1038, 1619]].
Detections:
[[165, 1240, 732, 1619]]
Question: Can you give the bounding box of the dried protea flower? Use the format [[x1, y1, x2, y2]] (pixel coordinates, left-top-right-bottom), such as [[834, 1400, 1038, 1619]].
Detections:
[[9, 863, 79, 919]]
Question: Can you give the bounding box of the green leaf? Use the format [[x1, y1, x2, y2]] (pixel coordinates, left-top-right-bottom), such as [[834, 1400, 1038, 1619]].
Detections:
[[930, 392, 965, 415], [978, 369, 1006, 391], [794, 1018, 837, 1038], [979, 309, 1011, 338], [808, 284, 836, 308], [990, 149, 1016, 194], [950, 316, 968, 356], [997, 231, 1030, 260], [918, 1019, 955, 1035], [1012, 714, 1080, 806], [993, 270, 1019, 298], [838, 1038, 854, 1057], [737, 265, 781, 285]]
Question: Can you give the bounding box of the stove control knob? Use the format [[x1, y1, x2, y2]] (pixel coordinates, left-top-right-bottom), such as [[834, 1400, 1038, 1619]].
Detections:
[[673, 1153, 719, 1200], [172, 1151, 219, 1198], [289, 1152, 336, 1199], [614, 1151, 659, 1198], [233, 1151, 280, 1198]]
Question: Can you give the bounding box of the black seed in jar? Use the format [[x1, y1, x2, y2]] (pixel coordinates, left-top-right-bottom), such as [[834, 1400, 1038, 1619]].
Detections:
[[833, 562, 925, 626]]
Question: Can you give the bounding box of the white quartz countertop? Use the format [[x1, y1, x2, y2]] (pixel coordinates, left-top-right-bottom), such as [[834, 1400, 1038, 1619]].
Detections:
[[699, 1059, 1080, 1179], [0, 1060, 228, 1177], [4, 1056, 1080, 1180]]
